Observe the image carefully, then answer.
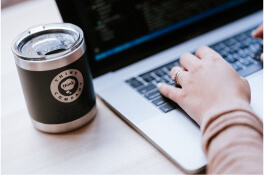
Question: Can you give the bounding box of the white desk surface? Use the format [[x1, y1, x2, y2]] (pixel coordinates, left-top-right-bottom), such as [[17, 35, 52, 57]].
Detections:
[[1, 0, 184, 174]]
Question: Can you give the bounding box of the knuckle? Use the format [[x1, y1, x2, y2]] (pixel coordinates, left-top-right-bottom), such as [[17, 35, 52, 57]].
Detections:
[[180, 53, 190, 62], [196, 46, 208, 55], [198, 63, 203, 69], [210, 55, 219, 62], [179, 90, 187, 99], [190, 66, 198, 73], [191, 63, 202, 72], [185, 76, 192, 85]]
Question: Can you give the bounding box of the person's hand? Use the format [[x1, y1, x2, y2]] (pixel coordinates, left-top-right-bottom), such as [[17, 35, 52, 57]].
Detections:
[[252, 24, 263, 61], [252, 24, 263, 39], [158, 46, 251, 125]]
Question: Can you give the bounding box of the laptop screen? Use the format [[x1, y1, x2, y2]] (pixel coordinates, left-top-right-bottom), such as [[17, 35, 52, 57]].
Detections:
[[55, 0, 261, 77], [92, 0, 247, 61]]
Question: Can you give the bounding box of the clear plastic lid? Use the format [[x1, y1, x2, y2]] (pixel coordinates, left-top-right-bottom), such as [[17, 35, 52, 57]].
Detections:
[[12, 23, 84, 61]]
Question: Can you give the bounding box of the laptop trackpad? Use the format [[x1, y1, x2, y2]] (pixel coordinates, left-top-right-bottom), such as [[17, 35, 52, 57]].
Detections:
[[137, 110, 207, 172]]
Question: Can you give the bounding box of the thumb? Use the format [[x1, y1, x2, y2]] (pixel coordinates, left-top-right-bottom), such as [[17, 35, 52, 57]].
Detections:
[[157, 83, 184, 105]]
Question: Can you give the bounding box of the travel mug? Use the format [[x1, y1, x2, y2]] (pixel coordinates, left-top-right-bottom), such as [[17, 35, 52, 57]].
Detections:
[[12, 23, 97, 133]]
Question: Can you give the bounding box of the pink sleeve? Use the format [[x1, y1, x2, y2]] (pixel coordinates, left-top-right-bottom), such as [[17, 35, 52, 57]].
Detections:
[[201, 100, 263, 174]]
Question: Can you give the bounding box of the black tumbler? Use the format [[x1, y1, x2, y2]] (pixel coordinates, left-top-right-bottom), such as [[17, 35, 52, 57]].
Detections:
[[11, 23, 97, 133]]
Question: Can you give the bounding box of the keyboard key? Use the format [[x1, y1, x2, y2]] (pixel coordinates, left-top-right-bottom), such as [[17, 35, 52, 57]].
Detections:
[[237, 62, 263, 77], [254, 53, 262, 61], [235, 33, 247, 42], [223, 47, 231, 53], [248, 45, 258, 53], [229, 44, 240, 52], [165, 64, 174, 70], [154, 68, 166, 77], [137, 83, 156, 94], [239, 43, 248, 49], [126, 78, 143, 88], [232, 53, 240, 60], [173, 60, 180, 66], [244, 49, 255, 58], [245, 29, 253, 37], [211, 43, 225, 51], [156, 78, 170, 84], [252, 44, 262, 53], [224, 38, 236, 46], [152, 96, 167, 106], [218, 50, 228, 58], [255, 39, 263, 45], [231, 63, 242, 71], [140, 74, 155, 82], [239, 57, 253, 66], [238, 50, 247, 58], [127, 27, 262, 113], [160, 103, 175, 113], [225, 54, 237, 63], [145, 89, 161, 100], [243, 38, 252, 45], [164, 61, 179, 71]]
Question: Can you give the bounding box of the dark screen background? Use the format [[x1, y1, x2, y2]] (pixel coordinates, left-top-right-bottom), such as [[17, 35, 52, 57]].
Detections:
[[56, 0, 261, 77], [78, 0, 235, 56]]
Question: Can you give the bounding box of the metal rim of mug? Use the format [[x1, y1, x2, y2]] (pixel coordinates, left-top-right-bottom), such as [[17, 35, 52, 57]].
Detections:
[[11, 23, 86, 71], [31, 104, 97, 133]]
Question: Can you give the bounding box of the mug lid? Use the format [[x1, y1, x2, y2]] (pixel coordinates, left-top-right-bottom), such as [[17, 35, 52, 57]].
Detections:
[[12, 23, 84, 61]]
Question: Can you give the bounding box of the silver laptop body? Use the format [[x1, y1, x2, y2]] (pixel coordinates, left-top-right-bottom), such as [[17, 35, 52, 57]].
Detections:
[[93, 11, 263, 173], [55, 0, 263, 172]]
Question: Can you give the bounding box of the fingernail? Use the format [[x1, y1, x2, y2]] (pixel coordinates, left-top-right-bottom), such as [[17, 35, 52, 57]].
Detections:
[[251, 30, 256, 37], [157, 83, 162, 89]]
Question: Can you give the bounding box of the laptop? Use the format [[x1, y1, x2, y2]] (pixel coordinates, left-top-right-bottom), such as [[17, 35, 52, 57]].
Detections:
[[55, 0, 263, 173]]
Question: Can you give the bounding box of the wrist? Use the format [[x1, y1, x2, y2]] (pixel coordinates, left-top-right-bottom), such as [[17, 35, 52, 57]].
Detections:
[[200, 99, 252, 128]]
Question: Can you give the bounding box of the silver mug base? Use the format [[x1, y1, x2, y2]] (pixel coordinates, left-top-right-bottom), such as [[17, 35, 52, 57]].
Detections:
[[31, 104, 97, 133]]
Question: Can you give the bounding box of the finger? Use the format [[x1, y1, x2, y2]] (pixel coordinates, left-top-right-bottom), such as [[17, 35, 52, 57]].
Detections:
[[170, 66, 186, 86], [252, 24, 263, 39], [158, 82, 184, 104], [195, 46, 221, 60], [179, 52, 200, 70]]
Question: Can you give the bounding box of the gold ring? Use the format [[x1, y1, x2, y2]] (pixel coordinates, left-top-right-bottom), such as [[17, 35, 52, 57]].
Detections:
[[174, 70, 182, 85]]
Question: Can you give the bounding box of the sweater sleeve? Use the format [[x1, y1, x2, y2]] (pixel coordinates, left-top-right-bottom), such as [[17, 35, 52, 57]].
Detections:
[[201, 100, 263, 174]]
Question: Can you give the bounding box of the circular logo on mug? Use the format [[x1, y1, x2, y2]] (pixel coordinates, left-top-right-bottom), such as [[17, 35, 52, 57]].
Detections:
[[50, 69, 84, 103]]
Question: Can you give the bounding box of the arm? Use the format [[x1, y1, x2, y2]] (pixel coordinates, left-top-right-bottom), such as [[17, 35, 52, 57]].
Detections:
[[202, 100, 263, 174], [158, 46, 263, 174]]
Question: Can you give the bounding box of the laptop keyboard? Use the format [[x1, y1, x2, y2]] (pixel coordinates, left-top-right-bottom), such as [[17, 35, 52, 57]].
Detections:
[[126, 27, 263, 113]]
